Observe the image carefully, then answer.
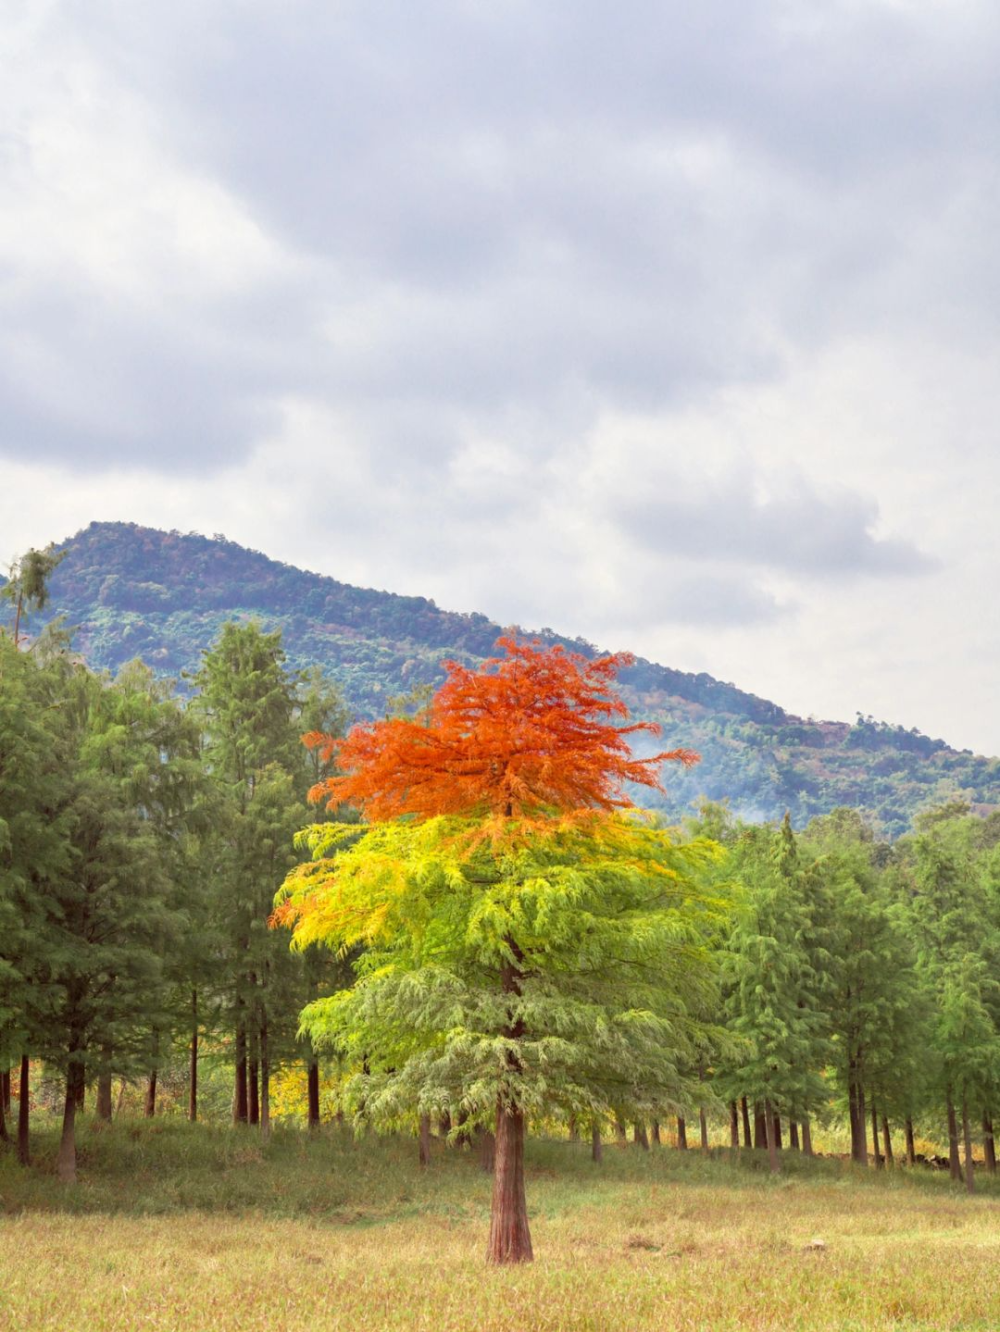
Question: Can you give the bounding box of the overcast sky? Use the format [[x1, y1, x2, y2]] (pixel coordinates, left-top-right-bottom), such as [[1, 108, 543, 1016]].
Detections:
[[2, 0, 999, 753]]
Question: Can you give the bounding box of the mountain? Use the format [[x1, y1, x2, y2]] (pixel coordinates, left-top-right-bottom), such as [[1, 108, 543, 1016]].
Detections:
[[5, 521, 998, 836]]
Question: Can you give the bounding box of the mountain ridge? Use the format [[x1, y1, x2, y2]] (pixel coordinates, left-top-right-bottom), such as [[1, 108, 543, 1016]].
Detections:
[[5, 520, 997, 836]]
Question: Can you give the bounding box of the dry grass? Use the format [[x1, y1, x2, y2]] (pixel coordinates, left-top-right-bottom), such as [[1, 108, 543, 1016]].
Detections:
[[1, 1120, 998, 1331]]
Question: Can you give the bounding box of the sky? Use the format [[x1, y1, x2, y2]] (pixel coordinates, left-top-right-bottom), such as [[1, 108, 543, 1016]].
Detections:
[[2, 0, 999, 754]]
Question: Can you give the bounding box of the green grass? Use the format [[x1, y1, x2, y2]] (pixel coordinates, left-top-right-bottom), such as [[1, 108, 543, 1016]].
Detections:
[[1, 1118, 998, 1331]]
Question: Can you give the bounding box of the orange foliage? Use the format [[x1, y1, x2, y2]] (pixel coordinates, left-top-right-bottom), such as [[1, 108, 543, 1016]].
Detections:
[[305, 636, 698, 821]]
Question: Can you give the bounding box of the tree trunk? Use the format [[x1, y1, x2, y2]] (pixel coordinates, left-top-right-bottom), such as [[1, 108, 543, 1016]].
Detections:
[[478, 1126, 496, 1174], [982, 1114, 996, 1174], [439, 1111, 452, 1138], [96, 1071, 113, 1122], [74, 1067, 85, 1111], [486, 1102, 533, 1264], [567, 1115, 578, 1142], [741, 1096, 752, 1149], [615, 1115, 627, 1146], [145, 1069, 157, 1118], [17, 1056, 30, 1166], [946, 1089, 961, 1181], [962, 1094, 975, 1195], [676, 1116, 688, 1151], [881, 1116, 894, 1167], [58, 1064, 81, 1184], [259, 1011, 270, 1140], [849, 1072, 867, 1165], [905, 1117, 916, 1166], [789, 1120, 800, 1151], [248, 1059, 260, 1126], [729, 1102, 740, 1149], [307, 1059, 321, 1130], [651, 1119, 661, 1146], [753, 1103, 766, 1150], [591, 1122, 602, 1163], [699, 1107, 709, 1152], [0, 1084, 7, 1142], [419, 1114, 431, 1168], [801, 1116, 813, 1157], [234, 1023, 248, 1124], [764, 1098, 780, 1174], [188, 990, 199, 1123], [771, 1112, 782, 1151], [633, 1122, 649, 1150], [1, 1068, 10, 1114], [871, 1099, 882, 1168]]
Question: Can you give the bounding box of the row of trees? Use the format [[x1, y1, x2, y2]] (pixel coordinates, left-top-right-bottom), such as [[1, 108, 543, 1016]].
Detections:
[[2, 551, 999, 1263]]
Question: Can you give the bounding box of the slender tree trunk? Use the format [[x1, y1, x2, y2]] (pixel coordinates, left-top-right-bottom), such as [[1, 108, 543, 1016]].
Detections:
[[771, 1112, 782, 1151], [946, 1089, 961, 1181], [729, 1102, 739, 1149], [0, 1084, 7, 1142], [486, 1101, 533, 1264], [764, 1098, 780, 1174], [188, 990, 199, 1123], [849, 1072, 867, 1165], [259, 1011, 270, 1140], [741, 1096, 752, 1148], [478, 1126, 496, 1174], [234, 1024, 248, 1125], [74, 1067, 85, 1111], [58, 1064, 81, 1184], [651, 1119, 661, 1146], [881, 1116, 894, 1167], [1, 1068, 10, 1115], [801, 1116, 813, 1157], [17, 1055, 30, 1166], [982, 1114, 996, 1175], [591, 1122, 602, 1163], [961, 1094, 975, 1195], [418, 1114, 432, 1167], [615, 1116, 627, 1146], [567, 1115, 578, 1142], [96, 1071, 113, 1122], [676, 1116, 688, 1151], [456, 1109, 471, 1148], [145, 1069, 157, 1118], [871, 1099, 882, 1168], [248, 1059, 260, 1126], [699, 1107, 709, 1152], [633, 1122, 649, 1150], [905, 1117, 916, 1166], [307, 1059, 321, 1130], [789, 1120, 800, 1151], [753, 1103, 766, 1150]]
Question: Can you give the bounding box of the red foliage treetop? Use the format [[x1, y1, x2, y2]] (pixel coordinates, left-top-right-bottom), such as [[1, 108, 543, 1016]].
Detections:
[[305, 636, 699, 822]]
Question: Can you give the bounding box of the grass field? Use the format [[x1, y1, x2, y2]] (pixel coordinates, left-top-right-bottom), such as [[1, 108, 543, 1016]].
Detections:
[[1, 1119, 998, 1331]]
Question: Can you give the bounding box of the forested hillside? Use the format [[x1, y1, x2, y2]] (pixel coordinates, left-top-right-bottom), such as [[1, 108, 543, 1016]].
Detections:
[[5, 520, 998, 835]]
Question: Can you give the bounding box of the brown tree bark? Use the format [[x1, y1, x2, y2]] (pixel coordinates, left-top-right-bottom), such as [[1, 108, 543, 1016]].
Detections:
[[1, 1068, 10, 1114], [74, 1067, 85, 1111], [567, 1115, 578, 1142], [741, 1096, 752, 1148], [234, 1024, 248, 1125], [58, 1063, 82, 1183], [651, 1119, 661, 1146], [676, 1116, 688, 1151], [788, 1120, 800, 1151], [591, 1122, 602, 1163], [848, 1073, 867, 1165], [188, 990, 199, 1123], [771, 1112, 782, 1151], [615, 1115, 627, 1145], [145, 1069, 158, 1118], [946, 1089, 961, 1181], [881, 1116, 894, 1167], [764, 1098, 780, 1174], [17, 1056, 30, 1166], [419, 1114, 432, 1167], [871, 1099, 882, 1168], [0, 1085, 7, 1142], [633, 1122, 649, 1150], [96, 1071, 113, 1122], [904, 1117, 916, 1165], [248, 1059, 260, 1126], [699, 1107, 709, 1152], [982, 1114, 996, 1174], [307, 1059, 321, 1130], [486, 1102, 533, 1264], [801, 1116, 813, 1157], [753, 1103, 766, 1150], [729, 1102, 739, 1150], [961, 1095, 975, 1195]]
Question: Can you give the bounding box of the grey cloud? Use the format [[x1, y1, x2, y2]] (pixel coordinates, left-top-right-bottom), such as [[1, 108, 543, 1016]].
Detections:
[[615, 474, 937, 578]]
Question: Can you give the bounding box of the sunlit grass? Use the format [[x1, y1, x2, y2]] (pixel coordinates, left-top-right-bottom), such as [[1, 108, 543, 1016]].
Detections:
[[1, 1118, 998, 1330]]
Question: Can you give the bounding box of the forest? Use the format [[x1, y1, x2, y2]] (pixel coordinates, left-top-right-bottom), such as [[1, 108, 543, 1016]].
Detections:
[[2, 546, 999, 1326]]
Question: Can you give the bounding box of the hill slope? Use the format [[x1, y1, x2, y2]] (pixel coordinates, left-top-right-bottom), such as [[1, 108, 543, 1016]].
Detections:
[[6, 521, 998, 836]]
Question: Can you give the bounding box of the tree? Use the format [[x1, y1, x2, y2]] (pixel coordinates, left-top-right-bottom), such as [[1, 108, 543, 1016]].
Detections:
[[1, 545, 65, 647], [277, 638, 727, 1264]]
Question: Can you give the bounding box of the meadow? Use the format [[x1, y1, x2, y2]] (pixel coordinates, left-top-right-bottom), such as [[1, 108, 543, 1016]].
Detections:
[[1, 1119, 998, 1332]]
